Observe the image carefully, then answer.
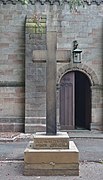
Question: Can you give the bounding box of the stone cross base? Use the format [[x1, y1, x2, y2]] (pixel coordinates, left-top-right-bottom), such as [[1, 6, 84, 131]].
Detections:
[[33, 132, 69, 149], [24, 132, 79, 176]]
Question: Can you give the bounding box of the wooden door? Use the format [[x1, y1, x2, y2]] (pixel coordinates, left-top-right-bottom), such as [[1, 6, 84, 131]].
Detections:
[[60, 72, 75, 130], [75, 71, 91, 129]]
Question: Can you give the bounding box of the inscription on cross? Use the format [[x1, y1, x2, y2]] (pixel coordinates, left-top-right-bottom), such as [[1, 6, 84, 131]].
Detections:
[[32, 32, 71, 135]]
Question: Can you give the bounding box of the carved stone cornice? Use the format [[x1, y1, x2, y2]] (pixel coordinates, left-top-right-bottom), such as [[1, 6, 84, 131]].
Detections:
[[0, 0, 103, 5]]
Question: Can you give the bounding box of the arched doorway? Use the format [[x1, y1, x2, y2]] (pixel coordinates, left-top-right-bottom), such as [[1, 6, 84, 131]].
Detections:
[[60, 71, 91, 130]]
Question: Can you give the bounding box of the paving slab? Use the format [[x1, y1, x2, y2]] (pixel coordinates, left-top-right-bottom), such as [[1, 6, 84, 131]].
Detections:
[[0, 139, 103, 162], [0, 132, 103, 179], [0, 161, 103, 180], [0, 131, 103, 142]]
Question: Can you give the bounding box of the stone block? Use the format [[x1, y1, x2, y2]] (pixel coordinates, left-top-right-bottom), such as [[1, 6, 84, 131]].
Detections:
[[33, 132, 69, 149], [32, 49, 71, 62], [25, 124, 46, 133], [24, 141, 79, 164], [24, 163, 79, 170], [24, 166, 79, 176], [24, 141, 79, 176]]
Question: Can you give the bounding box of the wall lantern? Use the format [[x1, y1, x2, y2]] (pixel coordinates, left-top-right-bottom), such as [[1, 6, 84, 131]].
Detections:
[[73, 40, 82, 63]]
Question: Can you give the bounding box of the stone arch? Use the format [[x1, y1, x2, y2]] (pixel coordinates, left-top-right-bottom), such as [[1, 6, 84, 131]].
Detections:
[[57, 63, 99, 86], [57, 63, 103, 131]]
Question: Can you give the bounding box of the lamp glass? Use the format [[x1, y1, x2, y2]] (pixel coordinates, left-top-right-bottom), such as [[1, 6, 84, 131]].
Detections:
[[73, 52, 82, 63]]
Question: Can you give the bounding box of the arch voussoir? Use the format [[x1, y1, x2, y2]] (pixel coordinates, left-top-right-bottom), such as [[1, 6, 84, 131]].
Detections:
[[57, 63, 99, 86]]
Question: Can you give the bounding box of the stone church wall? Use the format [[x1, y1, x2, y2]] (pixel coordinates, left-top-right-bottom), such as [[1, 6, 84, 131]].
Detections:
[[0, 1, 103, 132]]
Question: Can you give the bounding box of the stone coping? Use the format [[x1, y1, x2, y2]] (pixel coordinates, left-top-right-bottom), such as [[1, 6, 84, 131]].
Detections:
[[33, 131, 69, 138]]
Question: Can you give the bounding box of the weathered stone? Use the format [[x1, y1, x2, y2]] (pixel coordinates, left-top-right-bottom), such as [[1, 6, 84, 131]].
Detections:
[[0, 3, 103, 132], [24, 168, 79, 176], [46, 31, 57, 135], [24, 140, 79, 176], [33, 132, 69, 149], [32, 50, 71, 62]]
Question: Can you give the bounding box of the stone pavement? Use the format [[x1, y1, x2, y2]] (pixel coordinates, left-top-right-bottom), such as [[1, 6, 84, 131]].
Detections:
[[0, 131, 103, 179], [0, 130, 103, 142], [0, 135, 103, 162], [0, 132, 33, 142], [0, 161, 103, 180]]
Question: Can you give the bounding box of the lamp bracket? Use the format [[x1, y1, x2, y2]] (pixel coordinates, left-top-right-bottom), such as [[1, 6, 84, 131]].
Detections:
[[73, 40, 78, 50]]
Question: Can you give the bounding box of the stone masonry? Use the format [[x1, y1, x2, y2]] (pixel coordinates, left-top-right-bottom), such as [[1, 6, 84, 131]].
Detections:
[[0, 0, 103, 132], [25, 16, 47, 133]]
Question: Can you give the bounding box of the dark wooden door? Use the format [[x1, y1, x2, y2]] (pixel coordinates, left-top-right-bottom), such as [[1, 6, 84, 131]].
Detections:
[[75, 71, 91, 129], [60, 71, 91, 130], [60, 72, 75, 130]]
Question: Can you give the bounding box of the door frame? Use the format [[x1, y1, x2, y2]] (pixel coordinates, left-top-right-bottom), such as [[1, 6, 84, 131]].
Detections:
[[59, 70, 92, 130], [57, 64, 101, 131]]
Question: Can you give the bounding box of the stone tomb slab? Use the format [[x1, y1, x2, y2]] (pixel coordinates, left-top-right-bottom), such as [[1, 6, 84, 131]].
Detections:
[[24, 141, 79, 176], [33, 132, 69, 149]]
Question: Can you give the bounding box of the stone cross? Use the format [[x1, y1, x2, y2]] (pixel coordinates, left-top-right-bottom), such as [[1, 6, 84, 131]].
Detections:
[[32, 31, 71, 135], [46, 31, 57, 135]]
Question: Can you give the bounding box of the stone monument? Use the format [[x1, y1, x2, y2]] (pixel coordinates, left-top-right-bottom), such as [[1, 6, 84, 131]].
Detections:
[[24, 20, 79, 176]]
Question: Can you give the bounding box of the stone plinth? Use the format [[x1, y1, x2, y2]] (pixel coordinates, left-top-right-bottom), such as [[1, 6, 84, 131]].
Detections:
[[24, 132, 79, 176], [33, 132, 69, 149]]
